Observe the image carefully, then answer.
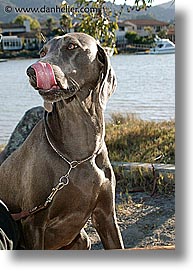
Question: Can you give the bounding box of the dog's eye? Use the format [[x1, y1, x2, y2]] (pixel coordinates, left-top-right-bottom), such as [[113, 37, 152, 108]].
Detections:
[[40, 51, 46, 58], [67, 43, 78, 50]]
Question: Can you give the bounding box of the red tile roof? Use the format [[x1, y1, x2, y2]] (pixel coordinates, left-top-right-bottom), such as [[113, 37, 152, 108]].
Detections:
[[120, 19, 169, 27]]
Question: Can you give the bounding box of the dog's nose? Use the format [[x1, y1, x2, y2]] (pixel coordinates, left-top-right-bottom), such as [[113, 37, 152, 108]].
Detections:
[[26, 66, 37, 88], [26, 66, 35, 78]]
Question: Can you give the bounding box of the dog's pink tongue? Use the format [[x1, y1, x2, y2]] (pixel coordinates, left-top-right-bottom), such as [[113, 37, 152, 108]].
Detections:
[[31, 62, 57, 90]]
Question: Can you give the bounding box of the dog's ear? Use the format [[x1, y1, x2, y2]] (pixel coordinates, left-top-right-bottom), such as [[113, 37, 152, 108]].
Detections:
[[96, 44, 117, 109]]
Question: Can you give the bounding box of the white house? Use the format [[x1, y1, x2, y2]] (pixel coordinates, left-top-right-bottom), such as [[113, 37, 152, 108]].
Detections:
[[1, 36, 22, 50], [116, 19, 169, 41], [0, 20, 38, 51]]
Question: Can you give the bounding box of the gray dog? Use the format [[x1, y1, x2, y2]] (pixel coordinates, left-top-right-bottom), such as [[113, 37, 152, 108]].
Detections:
[[0, 33, 124, 249]]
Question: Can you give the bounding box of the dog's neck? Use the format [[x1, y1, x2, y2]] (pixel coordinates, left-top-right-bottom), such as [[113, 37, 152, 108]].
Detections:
[[45, 93, 104, 161]]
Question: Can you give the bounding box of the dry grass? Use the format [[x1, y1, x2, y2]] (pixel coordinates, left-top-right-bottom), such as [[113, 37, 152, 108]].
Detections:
[[105, 113, 175, 194], [106, 113, 175, 165]]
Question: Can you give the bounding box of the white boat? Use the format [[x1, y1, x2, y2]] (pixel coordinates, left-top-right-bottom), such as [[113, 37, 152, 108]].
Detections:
[[149, 36, 175, 54]]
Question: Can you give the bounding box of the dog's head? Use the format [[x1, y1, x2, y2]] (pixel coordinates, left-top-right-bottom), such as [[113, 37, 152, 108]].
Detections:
[[26, 32, 116, 111]]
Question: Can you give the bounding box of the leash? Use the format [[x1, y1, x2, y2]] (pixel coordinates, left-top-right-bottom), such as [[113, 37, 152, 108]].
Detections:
[[11, 113, 102, 221]]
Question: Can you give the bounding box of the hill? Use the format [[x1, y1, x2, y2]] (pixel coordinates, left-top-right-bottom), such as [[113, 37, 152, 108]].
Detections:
[[0, 0, 175, 23], [116, 1, 175, 22]]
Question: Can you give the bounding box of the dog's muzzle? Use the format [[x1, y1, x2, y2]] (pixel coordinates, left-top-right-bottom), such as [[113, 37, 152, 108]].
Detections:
[[26, 62, 80, 103], [27, 62, 60, 90]]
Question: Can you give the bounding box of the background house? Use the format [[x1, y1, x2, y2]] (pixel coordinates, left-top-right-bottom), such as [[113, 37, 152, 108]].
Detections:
[[0, 20, 39, 51], [167, 25, 175, 43], [116, 19, 169, 42], [0, 36, 22, 51]]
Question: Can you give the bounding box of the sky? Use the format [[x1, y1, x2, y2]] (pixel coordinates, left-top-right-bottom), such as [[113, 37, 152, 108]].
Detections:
[[113, 0, 171, 6]]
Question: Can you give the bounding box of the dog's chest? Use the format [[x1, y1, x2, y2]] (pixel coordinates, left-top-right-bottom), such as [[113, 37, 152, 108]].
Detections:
[[43, 178, 101, 249]]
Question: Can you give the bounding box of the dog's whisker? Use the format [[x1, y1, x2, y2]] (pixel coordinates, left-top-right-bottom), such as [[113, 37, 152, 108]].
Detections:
[[68, 76, 80, 91]]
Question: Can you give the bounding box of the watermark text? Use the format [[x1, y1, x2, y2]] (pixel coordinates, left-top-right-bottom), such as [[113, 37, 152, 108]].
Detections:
[[4, 4, 100, 14]]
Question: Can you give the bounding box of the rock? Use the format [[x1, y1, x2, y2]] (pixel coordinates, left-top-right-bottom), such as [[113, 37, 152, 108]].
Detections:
[[0, 106, 44, 165]]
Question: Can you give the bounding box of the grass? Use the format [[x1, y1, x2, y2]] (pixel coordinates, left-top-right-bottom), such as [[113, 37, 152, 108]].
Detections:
[[113, 165, 175, 196], [105, 113, 175, 165], [105, 113, 175, 195]]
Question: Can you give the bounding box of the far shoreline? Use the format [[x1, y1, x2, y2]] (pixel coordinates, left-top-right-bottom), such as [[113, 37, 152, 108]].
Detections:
[[0, 49, 39, 60]]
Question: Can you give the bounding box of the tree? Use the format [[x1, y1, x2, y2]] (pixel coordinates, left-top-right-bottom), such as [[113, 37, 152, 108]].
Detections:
[[46, 17, 57, 34], [13, 15, 40, 30], [125, 30, 154, 45], [127, 0, 153, 11], [144, 26, 153, 37], [60, 13, 73, 34], [158, 29, 167, 39], [58, 0, 156, 50], [73, 0, 119, 49], [125, 31, 138, 44]]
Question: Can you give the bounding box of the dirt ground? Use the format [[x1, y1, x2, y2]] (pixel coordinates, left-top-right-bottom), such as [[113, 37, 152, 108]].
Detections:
[[85, 191, 175, 250]]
